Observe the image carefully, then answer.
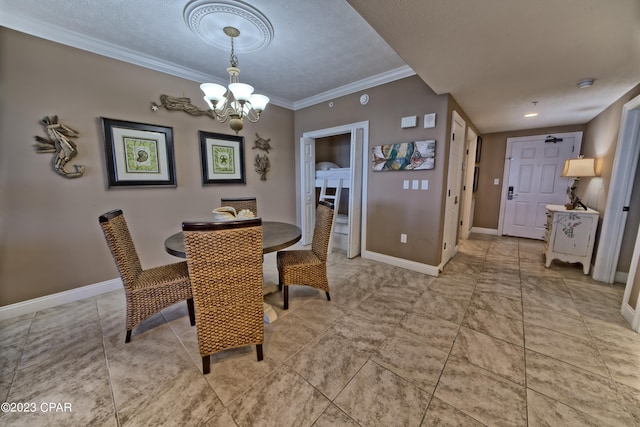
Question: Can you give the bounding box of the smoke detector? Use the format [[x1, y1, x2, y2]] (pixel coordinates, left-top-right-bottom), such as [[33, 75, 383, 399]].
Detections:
[[577, 79, 595, 89]]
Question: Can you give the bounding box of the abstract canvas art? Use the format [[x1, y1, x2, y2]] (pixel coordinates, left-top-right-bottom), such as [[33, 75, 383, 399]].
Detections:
[[372, 140, 436, 171]]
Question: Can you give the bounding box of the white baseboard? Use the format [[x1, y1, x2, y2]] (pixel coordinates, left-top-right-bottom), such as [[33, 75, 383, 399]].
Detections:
[[0, 278, 122, 321], [361, 250, 440, 277], [470, 227, 499, 235], [614, 271, 629, 284]]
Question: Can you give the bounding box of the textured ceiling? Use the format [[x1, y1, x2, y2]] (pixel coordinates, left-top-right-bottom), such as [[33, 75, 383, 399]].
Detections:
[[348, 0, 640, 132], [1, 0, 639, 133]]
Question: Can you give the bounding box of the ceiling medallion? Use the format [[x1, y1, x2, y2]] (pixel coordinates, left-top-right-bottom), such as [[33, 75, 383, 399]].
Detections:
[[184, 0, 274, 53]]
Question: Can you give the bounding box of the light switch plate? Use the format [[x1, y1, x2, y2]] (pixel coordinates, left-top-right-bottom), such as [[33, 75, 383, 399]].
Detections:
[[421, 180, 429, 190], [494, 178, 500, 185], [424, 113, 436, 128], [412, 180, 419, 190], [403, 180, 409, 189]]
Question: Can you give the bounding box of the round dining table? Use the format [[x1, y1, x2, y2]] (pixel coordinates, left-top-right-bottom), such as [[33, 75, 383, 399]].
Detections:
[[164, 220, 302, 258], [164, 220, 301, 324]]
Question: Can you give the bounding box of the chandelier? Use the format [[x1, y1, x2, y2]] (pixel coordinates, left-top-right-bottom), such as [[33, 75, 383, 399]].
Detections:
[[200, 26, 269, 134]]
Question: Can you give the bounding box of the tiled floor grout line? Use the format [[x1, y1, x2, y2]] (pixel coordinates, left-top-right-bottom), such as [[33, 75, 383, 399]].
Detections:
[[422, 241, 489, 426], [97, 296, 122, 427], [517, 240, 531, 427], [1, 236, 636, 426], [519, 240, 640, 426]]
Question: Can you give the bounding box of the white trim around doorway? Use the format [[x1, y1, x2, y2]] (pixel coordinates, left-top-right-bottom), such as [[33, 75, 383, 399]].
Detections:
[[592, 94, 640, 283]]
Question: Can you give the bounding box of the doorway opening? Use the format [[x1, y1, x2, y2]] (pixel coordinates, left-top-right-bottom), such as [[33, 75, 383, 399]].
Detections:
[[442, 111, 466, 266], [300, 121, 369, 259]]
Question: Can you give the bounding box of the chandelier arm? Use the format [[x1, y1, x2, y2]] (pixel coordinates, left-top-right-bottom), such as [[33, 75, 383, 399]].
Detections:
[[245, 110, 261, 123]]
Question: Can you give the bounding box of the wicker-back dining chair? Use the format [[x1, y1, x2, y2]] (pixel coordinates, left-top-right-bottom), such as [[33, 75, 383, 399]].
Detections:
[[220, 197, 258, 217], [98, 209, 195, 343], [182, 218, 265, 374], [277, 201, 334, 310]]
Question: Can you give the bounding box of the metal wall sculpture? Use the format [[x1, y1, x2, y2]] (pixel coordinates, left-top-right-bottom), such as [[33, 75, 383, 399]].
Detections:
[[254, 154, 270, 181], [252, 133, 271, 180]]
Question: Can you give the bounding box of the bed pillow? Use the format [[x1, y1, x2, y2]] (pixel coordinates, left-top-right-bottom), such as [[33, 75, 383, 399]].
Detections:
[[315, 161, 341, 170]]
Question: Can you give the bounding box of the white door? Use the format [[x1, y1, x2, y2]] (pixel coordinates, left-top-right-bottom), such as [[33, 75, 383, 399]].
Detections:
[[593, 94, 640, 283], [442, 111, 466, 265], [621, 224, 640, 331], [347, 128, 363, 258], [301, 137, 315, 244], [501, 132, 582, 240], [460, 128, 478, 240]]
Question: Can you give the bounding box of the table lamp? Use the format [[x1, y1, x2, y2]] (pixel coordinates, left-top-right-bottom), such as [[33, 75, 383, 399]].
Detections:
[[561, 157, 596, 210]]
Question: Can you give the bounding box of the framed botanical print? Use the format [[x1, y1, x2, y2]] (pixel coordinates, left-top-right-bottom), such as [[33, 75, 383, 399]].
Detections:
[[101, 118, 176, 187], [199, 131, 246, 184]]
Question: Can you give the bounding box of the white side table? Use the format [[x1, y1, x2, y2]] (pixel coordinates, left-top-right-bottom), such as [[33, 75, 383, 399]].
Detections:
[[544, 204, 599, 274]]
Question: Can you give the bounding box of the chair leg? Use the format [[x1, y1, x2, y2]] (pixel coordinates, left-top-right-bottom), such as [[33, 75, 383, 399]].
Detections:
[[256, 344, 263, 361], [283, 286, 289, 310], [202, 355, 210, 375], [326, 291, 331, 301], [125, 330, 132, 343], [187, 298, 196, 326]]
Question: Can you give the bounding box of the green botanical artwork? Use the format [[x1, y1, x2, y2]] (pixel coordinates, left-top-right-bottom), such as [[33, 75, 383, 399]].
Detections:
[[372, 140, 436, 171], [212, 145, 235, 174], [124, 137, 159, 173]]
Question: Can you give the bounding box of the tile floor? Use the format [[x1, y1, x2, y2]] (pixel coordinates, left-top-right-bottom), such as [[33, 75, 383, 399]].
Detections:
[[1, 234, 639, 426]]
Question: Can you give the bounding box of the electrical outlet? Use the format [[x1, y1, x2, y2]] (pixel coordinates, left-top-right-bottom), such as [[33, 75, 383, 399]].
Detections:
[[400, 234, 407, 243], [493, 178, 500, 185]]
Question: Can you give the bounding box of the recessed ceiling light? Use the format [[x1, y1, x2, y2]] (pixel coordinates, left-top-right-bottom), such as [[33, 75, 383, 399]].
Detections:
[[577, 78, 595, 89], [524, 101, 539, 117]]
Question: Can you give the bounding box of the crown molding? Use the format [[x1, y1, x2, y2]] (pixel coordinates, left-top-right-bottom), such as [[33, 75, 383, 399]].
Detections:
[[292, 66, 416, 110], [1, 13, 293, 110], [2, 13, 411, 111]]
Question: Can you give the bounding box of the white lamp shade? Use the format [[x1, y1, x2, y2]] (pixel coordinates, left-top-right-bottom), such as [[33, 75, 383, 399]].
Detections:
[[200, 83, 226, 99], [562, 158, 596, 177], [229, 83, 254, 101], [204, 96, 227, 112], [202, 96, 214, 110], [200, 83, 227, 110], [249, 94, 269, 111]]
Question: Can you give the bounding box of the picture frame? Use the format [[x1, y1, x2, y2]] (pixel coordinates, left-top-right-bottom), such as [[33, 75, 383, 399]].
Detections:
[[475, 136, 483, 163], [101, 117, 176, 188], [199, 131, 246, 184]]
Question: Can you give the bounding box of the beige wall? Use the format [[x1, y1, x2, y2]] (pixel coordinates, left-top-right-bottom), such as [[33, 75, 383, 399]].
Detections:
[[0, 29, 296, 305], [294, 76, 453, 266], [473, 124, 586, 229], [581, 84, 640, 272], [3, 27, 636, 308]]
